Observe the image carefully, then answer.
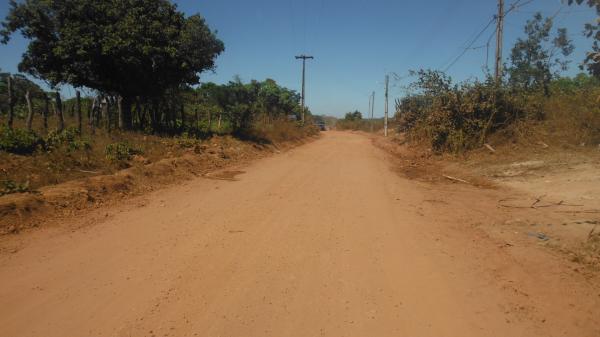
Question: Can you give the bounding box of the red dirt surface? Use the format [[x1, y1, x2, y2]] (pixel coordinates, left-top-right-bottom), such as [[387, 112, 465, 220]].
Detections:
[[0, 131, 598, 337]]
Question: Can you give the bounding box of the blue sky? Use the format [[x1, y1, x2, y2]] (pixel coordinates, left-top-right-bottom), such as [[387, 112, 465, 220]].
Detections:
[[0, 0, 596, 117]]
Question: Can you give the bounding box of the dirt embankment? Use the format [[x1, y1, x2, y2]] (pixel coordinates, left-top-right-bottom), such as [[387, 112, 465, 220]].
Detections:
[[0, 135, 318, 235], [373, 133, 600, 271]]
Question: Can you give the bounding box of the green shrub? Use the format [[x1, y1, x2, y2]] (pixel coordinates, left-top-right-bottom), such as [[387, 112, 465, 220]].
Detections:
[[0, 179, 30, 196], [175, 133, 201, 148], [105, 142, 143, 161], [0, 127, 42, 154], [44, 127, 91, 152], [398, 70, 525, 153]]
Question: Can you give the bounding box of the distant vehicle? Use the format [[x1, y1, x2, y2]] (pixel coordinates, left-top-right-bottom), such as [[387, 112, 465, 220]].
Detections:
[[315, 122, 327, 131]]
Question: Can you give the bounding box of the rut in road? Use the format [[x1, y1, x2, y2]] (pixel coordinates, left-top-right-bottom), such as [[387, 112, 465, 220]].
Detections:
[[0, 132, 598, 337]]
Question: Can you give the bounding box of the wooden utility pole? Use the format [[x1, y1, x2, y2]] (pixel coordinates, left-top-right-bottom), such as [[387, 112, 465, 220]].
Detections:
[[384, 75, 389, 137], [494, 0, 504, 82], [295, 54, 314, 125], [370, 91, 375, 133], [368, 93, 372, 132]]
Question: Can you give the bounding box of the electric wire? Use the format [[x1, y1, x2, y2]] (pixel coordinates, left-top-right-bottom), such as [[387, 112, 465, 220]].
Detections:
[[442, 16, 497, 72]]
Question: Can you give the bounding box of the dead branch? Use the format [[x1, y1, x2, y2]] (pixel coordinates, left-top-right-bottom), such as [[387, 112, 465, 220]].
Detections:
[[499, 196, 583, 209], [588, 225, 598, 241], [499, 204, 531, 209], [484, 143, 496, 153], [77, 169, 99, 174], [530, 195, 544, 208], [443, 175, 470, 184], [555, 210, 600, 214]]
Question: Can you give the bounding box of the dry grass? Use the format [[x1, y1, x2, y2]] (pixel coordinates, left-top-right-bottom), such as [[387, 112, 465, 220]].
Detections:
[[0, 115, 317, 193], [336, 119, 384, 132], [247, 120, 319, 143]]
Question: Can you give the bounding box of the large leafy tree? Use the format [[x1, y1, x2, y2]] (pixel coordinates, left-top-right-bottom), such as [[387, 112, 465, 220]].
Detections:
[[568, 0, 600, 77], [1, 0, 224, 129], [507, 13, 574, 95]]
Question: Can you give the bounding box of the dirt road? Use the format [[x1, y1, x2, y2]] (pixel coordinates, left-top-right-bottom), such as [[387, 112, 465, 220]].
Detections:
[[0, 132, 598, 337]]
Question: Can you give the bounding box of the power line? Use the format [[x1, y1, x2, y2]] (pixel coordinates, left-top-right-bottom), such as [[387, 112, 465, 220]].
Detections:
[[485, 27, 497, 72], [505, 0, 536, 16], [550, 5, 566, 20], [441, 0, 541, 74], [442, 16, 497, 72]]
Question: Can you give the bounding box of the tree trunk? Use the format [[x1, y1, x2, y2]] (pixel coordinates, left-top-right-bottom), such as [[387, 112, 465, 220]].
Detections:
[[194, 108, 199, 129], [55, 91, 65, 132], [207, 110, 212, 131], [139, 102, 147, 129], [117, 96, 124, 130], [151, 101, 159, 133], [25, 90, 34, 130], [90, 97, 98, 135], [122, 96, 132, 130], [75, 90, 82, 134], [134, 98, 141, 129], [7, 75, 14, 129], [103, 97, 111, 134], [43, 94, 49, 131], [180, 104, 186, 131], [217, 112, 222, 130], [169, 104, 175, 130]]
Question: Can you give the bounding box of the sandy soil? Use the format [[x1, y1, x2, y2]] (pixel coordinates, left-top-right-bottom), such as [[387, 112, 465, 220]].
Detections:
[[0, 131, 598, 337]]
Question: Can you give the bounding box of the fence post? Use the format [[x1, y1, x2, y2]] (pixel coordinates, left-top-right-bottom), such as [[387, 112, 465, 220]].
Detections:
[[25, 90, 34, 130], [55, 91, 65, 132]]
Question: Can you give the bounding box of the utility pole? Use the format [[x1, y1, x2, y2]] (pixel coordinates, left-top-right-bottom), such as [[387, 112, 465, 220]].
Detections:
[[368, 94, 372, 131], [295, 55, 314, 125], [384, 75, 389, 137], [369, 91, 375, 133], [494, 0, 504, 82]]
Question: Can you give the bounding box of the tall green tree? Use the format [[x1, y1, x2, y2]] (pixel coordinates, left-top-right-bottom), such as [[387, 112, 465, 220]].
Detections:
[[568, 0, 600, 77], [508, 13, 574, 95], [1, 0, 224, 129]]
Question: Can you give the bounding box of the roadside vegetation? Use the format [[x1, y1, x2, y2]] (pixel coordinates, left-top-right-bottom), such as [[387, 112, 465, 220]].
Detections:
[[336, 111, 384, 132], [0, 0, 317, 195], [395, 10, 600, 154]]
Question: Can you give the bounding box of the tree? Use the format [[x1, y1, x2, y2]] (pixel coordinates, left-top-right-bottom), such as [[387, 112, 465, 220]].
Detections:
[[567, 1, 600, 77], [507, 13, 574, 95], [344, 111, 362, 121], [1, 0, 224, 129]]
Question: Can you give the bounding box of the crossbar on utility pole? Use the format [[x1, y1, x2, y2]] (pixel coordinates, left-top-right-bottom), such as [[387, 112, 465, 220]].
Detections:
[[494, 0, 504, 82], [295, 55, 314, 125]]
